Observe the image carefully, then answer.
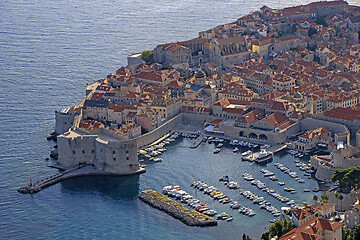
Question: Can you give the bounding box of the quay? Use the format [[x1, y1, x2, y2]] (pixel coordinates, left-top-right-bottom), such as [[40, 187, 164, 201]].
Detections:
[[18, 165, 145, 194], [139, 190, 217, 227], [269, 144, 288, 154]]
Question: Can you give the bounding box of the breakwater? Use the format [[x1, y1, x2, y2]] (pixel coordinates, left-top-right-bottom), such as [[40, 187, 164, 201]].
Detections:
[[138, 190, 217, 227], [18, 165, 145, 194]]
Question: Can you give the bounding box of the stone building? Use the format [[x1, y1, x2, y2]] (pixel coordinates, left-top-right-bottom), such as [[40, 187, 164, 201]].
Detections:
[[210, 36, 250, 67], [151, 97, 182, 119], [348, 16, 360, 33], [164, 43, 192, 65], [294, 127, 333, 153], [345, 204, 360, 229], [279, 217, 342, 240], [182, 70, 216, 108], [57, 127, 141, 174]]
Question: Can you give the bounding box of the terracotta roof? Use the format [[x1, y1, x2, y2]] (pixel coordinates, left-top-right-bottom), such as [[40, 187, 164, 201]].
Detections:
[[292, 206, 316, 221], [324, 107, 360, 121], [280, 217, 342, 240], [235, 109, 265, 124], [168, 80, 184, 87], [210, 119, 223, 124], [263, 112, 288, 127], [135, 72, 166, 83], [299, 127, 331, 140]]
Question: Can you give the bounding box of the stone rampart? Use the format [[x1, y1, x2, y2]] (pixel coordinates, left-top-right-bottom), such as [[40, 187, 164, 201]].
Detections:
[[136, 114, 183, 149]]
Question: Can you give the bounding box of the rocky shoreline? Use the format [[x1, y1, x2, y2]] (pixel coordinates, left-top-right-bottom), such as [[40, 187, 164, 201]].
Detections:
[[139, 190, 217, 227]]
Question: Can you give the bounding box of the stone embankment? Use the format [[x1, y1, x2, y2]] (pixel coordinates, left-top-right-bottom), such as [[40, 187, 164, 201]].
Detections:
[[139, 190, 217, 227]]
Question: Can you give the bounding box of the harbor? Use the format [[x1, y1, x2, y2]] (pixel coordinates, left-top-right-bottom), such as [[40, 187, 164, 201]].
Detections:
[[137, 133, 323, 238]]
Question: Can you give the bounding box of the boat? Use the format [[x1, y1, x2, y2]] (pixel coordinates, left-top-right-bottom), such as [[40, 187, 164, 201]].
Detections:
[[304, 189, 311, 192], [204, 209, 217, 216], [255, 149, 273, 164], [242, 150, 252, 156], [230, 202, 241, 209], [139, 150, 147, 155], [153, 158, 163, 162], [219, 175, 229, 182], [216, 143, 223, 148], [217, 212, 229, 220], [227, 217, 233, 222], [269, 176, 278, 181], [233, 147, 239, 152], [313, 188, 320, 192], [214, 148, 221, 154]]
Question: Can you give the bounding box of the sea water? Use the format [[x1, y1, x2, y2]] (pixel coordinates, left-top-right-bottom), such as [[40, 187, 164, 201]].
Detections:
[[1, 0, 357, 239]]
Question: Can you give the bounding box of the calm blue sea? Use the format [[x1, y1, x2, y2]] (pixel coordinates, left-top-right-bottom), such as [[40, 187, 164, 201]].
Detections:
[[1, 0, 357, 239]]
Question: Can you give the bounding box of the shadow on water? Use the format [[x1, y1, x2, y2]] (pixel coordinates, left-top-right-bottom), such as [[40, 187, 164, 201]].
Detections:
[[60, 175, 140, 200]]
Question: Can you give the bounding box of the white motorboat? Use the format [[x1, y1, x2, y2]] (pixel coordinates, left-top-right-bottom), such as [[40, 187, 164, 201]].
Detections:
[[242, 150, 252, 156], [214, 148, 221, 154]]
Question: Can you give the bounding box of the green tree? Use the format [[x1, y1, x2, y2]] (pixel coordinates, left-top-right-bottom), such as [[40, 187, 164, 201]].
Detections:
[[265, 219, 294, 239], [242, 233, 252, 240], [140, 50, 154, 65], [342, 224, 360, 240], [316, 16, 328, 27], [321, 193, 329, 203], [332, 166, 360, 192], [261, 232, 270, 240], [313, 194, 318, 202], [308, 27, 317, 37]]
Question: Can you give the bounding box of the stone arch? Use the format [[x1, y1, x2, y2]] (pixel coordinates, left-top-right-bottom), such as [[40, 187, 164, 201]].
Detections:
[[259, 134, 268, 141], [239, 131, 245, 137], [249, 132, 258, 139]]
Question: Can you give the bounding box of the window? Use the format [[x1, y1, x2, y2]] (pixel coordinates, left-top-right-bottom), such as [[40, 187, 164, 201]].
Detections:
[[126, 150, 128, 154], [72, 150, 75, 154], [91, 150, 94, 154], [82, 150, 85, 154], [113, 158, 116, 161], [113, 151, 115, 154], [126, 157, 129, 160]]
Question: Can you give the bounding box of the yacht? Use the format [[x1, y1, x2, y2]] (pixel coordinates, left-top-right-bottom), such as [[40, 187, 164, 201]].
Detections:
[[233, 147, 239, 153], [255, 149, 273, 164]]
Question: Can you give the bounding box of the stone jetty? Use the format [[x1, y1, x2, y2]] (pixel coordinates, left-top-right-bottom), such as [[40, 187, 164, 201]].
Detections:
[[139, 190, 217, 227], [18, 164, 145, 194]]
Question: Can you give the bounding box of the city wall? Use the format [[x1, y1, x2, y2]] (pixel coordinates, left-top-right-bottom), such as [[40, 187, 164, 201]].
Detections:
[[300, 118, 350, 143], [136, 114, 183, 148]]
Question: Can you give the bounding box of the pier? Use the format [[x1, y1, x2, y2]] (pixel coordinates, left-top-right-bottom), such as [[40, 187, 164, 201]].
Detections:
[[269, 144, 288, 154], [190, 134, 203, 149], [18, 165, 146, 194]]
